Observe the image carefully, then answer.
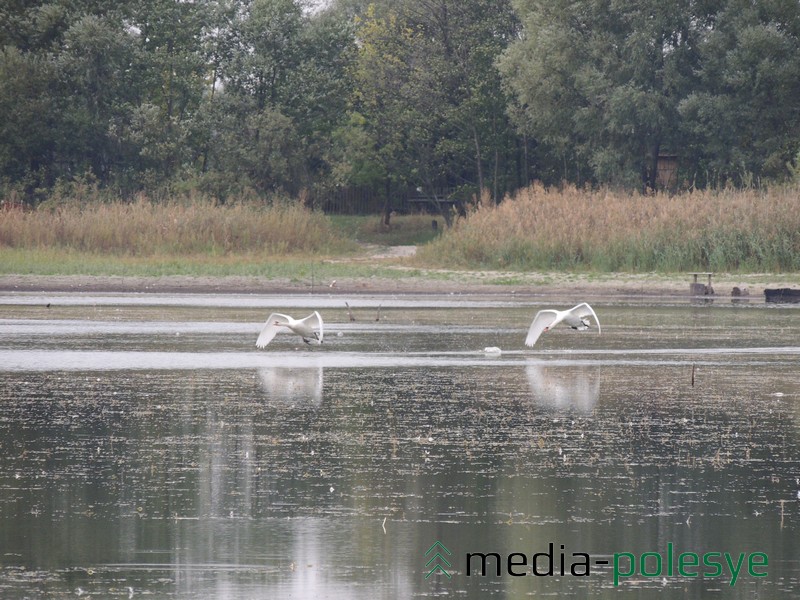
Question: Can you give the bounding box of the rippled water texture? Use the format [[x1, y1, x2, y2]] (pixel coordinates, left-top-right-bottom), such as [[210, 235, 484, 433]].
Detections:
[[1, 291, 799, 598]]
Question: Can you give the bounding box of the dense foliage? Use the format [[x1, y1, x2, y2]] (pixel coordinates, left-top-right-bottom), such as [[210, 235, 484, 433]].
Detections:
[[2, 0, 800, 205], [500, 0, 800, 189]]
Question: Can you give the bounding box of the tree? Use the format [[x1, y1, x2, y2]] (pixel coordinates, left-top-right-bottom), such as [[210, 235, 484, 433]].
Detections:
[[343, 0, 521, 225], [121, 0, 211, 182], [347, 5, 417, 223], [221, 0, 304, 110], [57, 14, 140, 181], [207, 0, 356, 194], [0, 46, 60, 185], [401, 0, 520, 201], [500, 0, 702, 189], [679, 0, 800, 184], [285, 9, 357, 183], [0, 2, 137, 192]]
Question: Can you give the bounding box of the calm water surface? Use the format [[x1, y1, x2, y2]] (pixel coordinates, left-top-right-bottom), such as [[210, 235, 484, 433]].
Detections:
[[1, 292, 799, 598]]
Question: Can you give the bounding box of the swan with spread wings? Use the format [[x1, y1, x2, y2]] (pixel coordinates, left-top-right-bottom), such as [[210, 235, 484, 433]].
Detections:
[[525, 303, 601, 347], [256, 311, 324, 347]]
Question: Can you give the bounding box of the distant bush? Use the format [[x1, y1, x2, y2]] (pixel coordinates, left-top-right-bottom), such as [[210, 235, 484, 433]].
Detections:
[[418, 184, 800, 272], [0, 195, 351, 256]]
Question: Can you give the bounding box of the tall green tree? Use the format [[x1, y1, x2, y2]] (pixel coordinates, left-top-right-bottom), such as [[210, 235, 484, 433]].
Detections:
[[679, 0, 800, 184], [347, 3, 418, 213], [342, 0, 521, 224], [221, 0, 305, 110], [0, 2, 136, 191], [286, 10, 357, 182], [500, 0, 702, 189], [121, 0, 211, 182], [57, 14, 140, 181], [203, 0, 356, 195], [401, 0, 520, 201]]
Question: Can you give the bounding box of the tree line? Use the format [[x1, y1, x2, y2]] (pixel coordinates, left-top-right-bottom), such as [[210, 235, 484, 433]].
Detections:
[[2, 0, 800, 211]]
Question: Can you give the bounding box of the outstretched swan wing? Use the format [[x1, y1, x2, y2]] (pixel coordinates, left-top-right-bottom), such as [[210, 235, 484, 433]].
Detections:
[[256, 313, 291, 348], [301, 311, 324, 344], [570, 303, 601, 334], [525, 310, 559, 347]]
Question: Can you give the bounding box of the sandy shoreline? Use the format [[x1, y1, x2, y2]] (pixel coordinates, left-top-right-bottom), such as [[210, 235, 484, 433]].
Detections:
[[0, 272, 794, 299]]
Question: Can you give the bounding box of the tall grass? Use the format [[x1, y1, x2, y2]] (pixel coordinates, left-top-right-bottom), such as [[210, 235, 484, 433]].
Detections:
[[418, 184, 800, 272], [0, 196, 352, 257]]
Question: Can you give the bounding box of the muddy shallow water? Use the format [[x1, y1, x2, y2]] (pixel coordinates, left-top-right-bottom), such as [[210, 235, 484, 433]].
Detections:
[[1, 292, 799, 598]]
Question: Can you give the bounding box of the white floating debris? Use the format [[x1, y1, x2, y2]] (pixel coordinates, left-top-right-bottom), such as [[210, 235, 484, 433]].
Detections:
[[483, 346, 502, 355]]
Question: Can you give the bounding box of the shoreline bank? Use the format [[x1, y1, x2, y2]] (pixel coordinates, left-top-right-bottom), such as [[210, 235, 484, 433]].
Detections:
[[1, 272, 794, 300]]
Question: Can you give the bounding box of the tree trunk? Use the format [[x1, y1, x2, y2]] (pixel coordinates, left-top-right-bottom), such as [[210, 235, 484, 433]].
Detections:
[[381, 177, 392, 227], [432, 194, 452, 227], [645, 140, 660, 192], [473, 127, 484, 193], [493, 147, 499, 204]]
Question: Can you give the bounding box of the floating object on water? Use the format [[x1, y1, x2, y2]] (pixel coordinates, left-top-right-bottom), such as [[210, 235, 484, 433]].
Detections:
[[525, 303, 601, 347], [256, 311, 324, 347], [483, 346, 502, 355]]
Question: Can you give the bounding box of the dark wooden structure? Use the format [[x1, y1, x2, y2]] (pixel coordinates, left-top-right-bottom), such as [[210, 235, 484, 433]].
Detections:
[[402, 188, 463, 216], [764, 288, 800, 303], [688, 272, 714, 295], [656, 154, 679, 190]]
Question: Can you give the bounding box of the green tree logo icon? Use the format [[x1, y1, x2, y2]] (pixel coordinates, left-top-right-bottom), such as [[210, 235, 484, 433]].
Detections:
[[425, 541, 452, 579]]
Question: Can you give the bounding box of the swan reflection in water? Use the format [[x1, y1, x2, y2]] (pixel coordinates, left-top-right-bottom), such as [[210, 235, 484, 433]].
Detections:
[[258, 367, 324, 408], [525, 365, 601, 412]]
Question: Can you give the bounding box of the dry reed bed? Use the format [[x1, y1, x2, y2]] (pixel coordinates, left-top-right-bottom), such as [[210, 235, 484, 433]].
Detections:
[[0, 198, 348, 256], [420, 184, 800, 271]]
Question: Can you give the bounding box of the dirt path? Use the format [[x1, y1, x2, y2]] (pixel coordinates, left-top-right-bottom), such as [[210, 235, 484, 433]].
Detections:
[[367, 244, 417, 259], [341, 243, 417, 261]]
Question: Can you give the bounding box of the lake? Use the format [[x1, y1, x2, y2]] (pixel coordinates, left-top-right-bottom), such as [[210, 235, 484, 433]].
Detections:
[[1, 291, 799, 598]]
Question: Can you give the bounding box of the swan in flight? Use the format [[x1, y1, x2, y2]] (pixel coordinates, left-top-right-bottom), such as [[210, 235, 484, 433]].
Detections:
[[525, 303, 601, 347], [256, 311, 324, 347]]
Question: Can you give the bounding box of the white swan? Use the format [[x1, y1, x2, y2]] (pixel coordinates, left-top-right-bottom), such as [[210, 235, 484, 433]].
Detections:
[[256, 311, 324, 347], [525, 303, 601, 347]]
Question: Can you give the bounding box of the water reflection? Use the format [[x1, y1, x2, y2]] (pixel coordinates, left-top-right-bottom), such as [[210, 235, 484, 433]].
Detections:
[[1, 296, 800, 598], [258, 367, 324, 407], [525, 364, 601, 412]]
